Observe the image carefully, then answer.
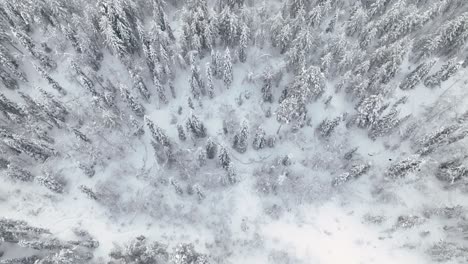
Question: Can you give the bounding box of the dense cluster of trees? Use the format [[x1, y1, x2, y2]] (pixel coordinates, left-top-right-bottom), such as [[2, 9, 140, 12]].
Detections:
[[1, 0, 468, 263]]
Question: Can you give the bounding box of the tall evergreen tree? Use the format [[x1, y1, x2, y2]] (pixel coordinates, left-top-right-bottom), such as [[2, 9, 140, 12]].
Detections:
[[261, 69, 273, 103], [206, 63, 215, 99], [205, 137, 217, 159], [252, 126, 266, 150], [186, 113, 207, 138], [222, 47, 233, 89], [98, 0, 140, 58], [145, 116, 171, 148], [218, 145, 231, 169], [238, 23, 249, 63], [120, 84, 145, 117], [233, 120, 248, 153]]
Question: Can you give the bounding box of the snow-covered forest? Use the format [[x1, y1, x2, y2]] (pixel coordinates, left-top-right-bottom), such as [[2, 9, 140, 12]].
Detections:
[[1, 0, 468, 263]]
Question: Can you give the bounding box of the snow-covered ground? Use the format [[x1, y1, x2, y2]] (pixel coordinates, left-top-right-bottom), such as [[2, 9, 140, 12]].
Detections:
[[2, 0, 468, 263]]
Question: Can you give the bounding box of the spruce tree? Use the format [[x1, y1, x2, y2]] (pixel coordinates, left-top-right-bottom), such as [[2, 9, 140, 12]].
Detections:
[[206, 63, 215, 99], [399, 60, 436, 90], [205, 137, 217, 159], [177, 124, 186, 141], [6, 164, 34, 182], [186, 114, 207, 138], [238, 23, 249, 63], [120, 84, 145, 117], [211, 50, 223, 79], [222, 47, 233, 89], [154, 77, 168, 104], [129, 69, 150, 101], [386, 156, 422, 179], [218, 6, 240, 47], [318, 117, 341, 138], [145, 116, 171, 148], [233, 121, 248, 153], [261, 70, 273, 103], [424, 59, 461, 88], [197, 147, 207, 167], [0, 68, 18, 90], [252, 126, 266, 150], [356, 94, 385, 129], [33, 64, 66, 95], [36, 175, 64, 194], [189, 56, 205, 99], [218, 145, 231, 169]]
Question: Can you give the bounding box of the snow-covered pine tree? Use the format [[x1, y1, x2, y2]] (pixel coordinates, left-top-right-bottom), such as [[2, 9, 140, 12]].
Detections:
[[79, 185, 98, 201], [98, 0, 140, 58], [36, 174, 64, 194], [180, 0, 214, 56], [171, 243, 209, 264], [222, 47, 233, 89], [2, 133, 55, 162], [226, 163, 237, 184], [0, 256, 41, 264], [399, 59, 436, 90], [170, 178, 183, 195], [187, 97, 195, 110], [38, 88, 68, 123], [317, 117, 341, 138], [129, 114, 144, 137], [418, 12, 468, 58], [233, 120, 248, 153], [197, 147, 207, 167], [79, 162, 96, 178], [33, 63, 66, 95], [189, 55, 205, 99], [0, 93, 25, 118], [145, 116, 171, 148], [70, 62, 98, 97], [356, 94, 385, 129], [238, 23, 249, 63], [177, 124, 186, 141], [151, 0, 175, 38], [186, 113, 207, 138], [205, 137, 217, 159], [210, 50, 223, 80], [0, 44, 27, 82], [218, 6, 240, 47], [72, 128, 91, 143], [129, 68, 150, 101], [218, 145, 231, 169], [436, 159, 468, 184], [120, 84, 145, 117], [276, 96, 306, 125], [154, 76, 168, 104], [369, 108, 409, 140], [206, 62, 215, 99], [193, 184, 206, 201], [6, 164, 34, 182], [252, 126, 266, 150], [141, 22, 175, 85], [261, 69, 273, 103], [18, 92, 50, 125], [386, 156, 422, 179], [332, 163, 371, 186], [11, 29, 35, 52], [12, 29, 56, 70], [415, 125, 459, 155], [290, 66, 325, 103], [345, 5, 368, 37], [0, 68, 18, 90], [424, 59, 461, 88]]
